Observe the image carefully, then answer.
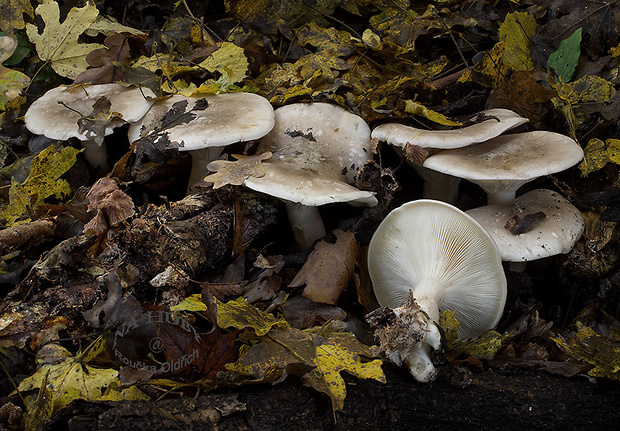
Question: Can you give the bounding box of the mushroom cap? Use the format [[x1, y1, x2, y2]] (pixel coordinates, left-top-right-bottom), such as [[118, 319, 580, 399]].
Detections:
[[422, 131, 584, 198], [368, 199, 507, 338], [25, 84, 156, 141], [371, 108, 528, 150], [466, 189, 585, 262], [244, 102, 377, 206], [127, 92, 275, 151]]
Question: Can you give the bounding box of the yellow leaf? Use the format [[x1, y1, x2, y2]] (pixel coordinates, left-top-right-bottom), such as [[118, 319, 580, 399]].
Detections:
[[0, 35, 30, 110], [499, 11, 537, 71], [313, 343, 385, 411], [438, 310, 506, 360], [0, 145, 79, 226], [132, 54, 194, 77], [214, 296, 288, 336], [567, 75, 614, 104], [198, 42, 248, 91], [404, 100, 462, 127], [205, 152, 271, 189], [18, 351, 118, 413], [170, 294, 208, 312], [0, 0, 34, 34], [99, 382, 150, 401], [26, 0, 105, 79], [579, 138, 620, 176]]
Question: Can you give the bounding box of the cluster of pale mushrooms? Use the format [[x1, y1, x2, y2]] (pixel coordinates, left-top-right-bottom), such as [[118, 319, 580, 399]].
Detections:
[[24, 84, 586, 383]]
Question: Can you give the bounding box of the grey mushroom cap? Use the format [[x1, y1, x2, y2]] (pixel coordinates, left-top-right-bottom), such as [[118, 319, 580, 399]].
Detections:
[[25, 84, 156, 141], [244, 102, 377, 207], [423, 131, 584, 204], [371, 108, 528, 150], [466, 189, 585, 262], [127, 92, 276, 150], [368, 199, 507, 339]]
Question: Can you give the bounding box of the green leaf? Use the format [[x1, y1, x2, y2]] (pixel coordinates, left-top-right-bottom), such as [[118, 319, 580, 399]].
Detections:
[[547, 28, 582, 83]]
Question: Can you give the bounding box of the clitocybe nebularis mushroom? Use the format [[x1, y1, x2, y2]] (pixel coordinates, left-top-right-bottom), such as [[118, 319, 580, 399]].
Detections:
[[367, 199, 507, 382], [241, 102, 377, 249], [127, 92, 275, 191], [371, 108, 529, 203], [24, 84, 156, 173], [423, 131, 584, 204], [466, 189, 585, 271]]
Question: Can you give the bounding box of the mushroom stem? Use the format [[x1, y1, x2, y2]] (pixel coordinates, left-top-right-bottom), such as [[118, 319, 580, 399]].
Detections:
[[487, 189, 518, 205], [415, 166, 461, 205], [285, 202, 326, 250], [187, 146, 225, 192], [81, 139, 110, 173]]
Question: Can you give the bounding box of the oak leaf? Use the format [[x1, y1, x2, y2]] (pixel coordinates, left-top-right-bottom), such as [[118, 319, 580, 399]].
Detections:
[[205, 152, 272, 188]]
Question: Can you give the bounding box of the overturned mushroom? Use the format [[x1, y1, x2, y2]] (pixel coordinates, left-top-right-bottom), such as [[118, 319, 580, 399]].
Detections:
[[229, 102, 377, 249], [367, 199, 507, 382], [423, 131, 584, 204], [371, 109, 528, 203], [466, 189, 585, 271], [127, 92, 275, 191], [25, 84, 156, 173]]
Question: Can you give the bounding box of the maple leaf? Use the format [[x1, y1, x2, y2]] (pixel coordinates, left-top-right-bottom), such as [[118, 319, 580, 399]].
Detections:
[[552, 322, 620, 381], [26, 1, 105, 79], [18, 341, 119, 424], [0, 0, 34, 34], [205, 152, 272, 188], [214, 297, 385, 412], [0, 35, 30, 109], [197, 42, 249, 92]]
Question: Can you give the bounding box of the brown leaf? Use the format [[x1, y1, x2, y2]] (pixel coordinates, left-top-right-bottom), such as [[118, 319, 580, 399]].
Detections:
[[282, 296, 347, 329], [74, 33, 132, 85], [290, 229, 359, 305]]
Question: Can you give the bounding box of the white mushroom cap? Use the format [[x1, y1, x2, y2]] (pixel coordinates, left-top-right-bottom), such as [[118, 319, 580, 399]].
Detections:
[[368, 199, 507, 338], [371, 108, 528, 150], [423, 131, 584, 204], [127, 92, 275, 151], [25, 84, 156, 141], [466, 189, 585, 263], [244, 102, 376, 207]]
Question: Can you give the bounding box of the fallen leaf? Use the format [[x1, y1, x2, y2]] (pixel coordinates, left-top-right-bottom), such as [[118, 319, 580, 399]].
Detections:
[[0, 145, 80, 226], [439, 310, 506, 361], [290, 229, 359, 305], [499, 11, 537, 71], [26, 1, 105, 78], [74, 33, 132, 85], [547, 28, 582, 82], [206, 152, 272, 189], [404, 100, 462, 127], [0, 0, 34, 34], [579, 138, 620, 176], [198, 42, 249, 91], [0, 35, 30, 110]]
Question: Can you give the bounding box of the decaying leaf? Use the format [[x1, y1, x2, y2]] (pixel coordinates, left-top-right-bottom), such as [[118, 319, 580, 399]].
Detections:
[[0, 0, 34, 34], [579, 138, 620, 176], [0, 35, 30, 110], [439, 310, 506, 361], [290, 229, 359, 305], [499, 11, 536, 71], [17, 341, 119, 424], [197, 42, 249, 92], [552, 322, 620, 381], [0, 145, 79, 226], [404, 100, 461, 127], [205, 152, 272, 188]]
